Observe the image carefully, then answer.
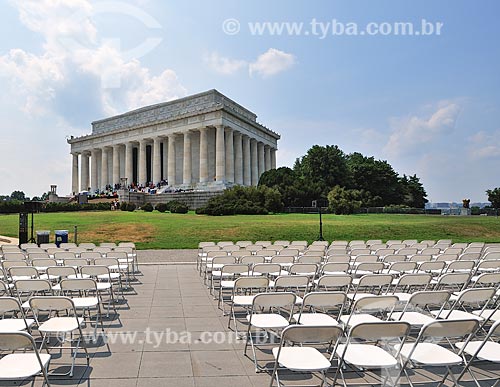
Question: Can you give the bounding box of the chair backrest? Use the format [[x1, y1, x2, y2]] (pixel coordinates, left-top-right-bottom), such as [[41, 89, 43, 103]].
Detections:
[[240, 255, 265, 265], [233, 276, 269, 292], [289, 263, 317, 276], [54, 251, 76, 260], [326, 254, 350, 263], [388, 261, 417, 274], [434, 272, 470, 290], [273, 275, 310, 291], [356, 274, 393, 288], [406, 290, 451, 308], [458, 252, 480, 261], [454, 287, 495, 305], [397, 248, 418, 256], [94, 247, 112, 255], [410, 254, 433, 263], [78, 242, 96, 250], [446, 260, 475, 272], [419, 319, 479, 340], [393, 272, 432, 288], [421, 247, 440, 256], [9, 266, 38, 278], [47, 265, 77, 278], [3, 252, 26, 261], [254, 241, 272, 248], [353, 254, 378, 264], [235, 241, 253, 248], [271, 255, 294, 264], [473, 272, 500, 287], [220, 263, 249, 275], [60, 242, 77, 249], [60, 278, 97, 292], [418, 261, 445, 273], [0, 331, 40, 352], [349, 321, 411, 340], [28, 252, 51, 260], [316, 274, 352, 291], [350, 248, 371, 256], [107, 251, 128, 260], [252, 292, 296, 309], [94, 257, 120, 267], [0, 297, 23, 315], [222, 245, 240, 252], [81, 265, 109, 277], [444, 247, 463, 255], [321, 262, 350, 274], [29, 295, 76, 312], [118, 242, 136, 249], [14, 278, 52, 293], [353, 295, 399, 314], [297, 255, 322, 264], [2, 261, 28, 271], [301, 291, 347, 309], [330, 240, 348, 247], [64, 258, 90, 268], [375, 248, 395, 257], [353, 262, 384, 274], [280, 324, 343, 345], [210, 256, 237, 266], [100, 242, 117, 248], [251, 263, 281, 276], [482, 252, 500, 260], [279, 248, 299, 257], [80, 251, 103, 261]]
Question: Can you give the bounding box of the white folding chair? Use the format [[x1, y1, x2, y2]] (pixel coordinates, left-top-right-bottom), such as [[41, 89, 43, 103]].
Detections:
[[270, 325, 343, 387], [0, 331, 51, 386], [244, 292, 296, 372], [292, 291, 347, 326], [397, 319, 480, 387], [333, 321, 411, 387], [29, 296, 89, 377], [340, 295, 399, 329], [0, 297, 34, 333]]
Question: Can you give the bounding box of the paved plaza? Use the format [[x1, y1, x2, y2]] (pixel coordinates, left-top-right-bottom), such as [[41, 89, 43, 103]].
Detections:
[[0, 257, 497, 387]]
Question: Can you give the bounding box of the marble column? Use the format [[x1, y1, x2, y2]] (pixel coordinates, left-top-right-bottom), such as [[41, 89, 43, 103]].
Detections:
[[234, 132, 243, 185], [183, 131, 192, 185], [225, 127, 234, 183], [251, 139, 258, 186], [162, 138, 168, 181], [91, 149, 98, 192], [243, 135, 251, 186], [271, 148, 277, 169], [101, 147, 109, 189], [216, 125, 225, 182], [258, 142, 265, 179], [264, 145, 271, 171], [125, 142, 134, 187], [168, 134, 176, 185], [199, 127, 208, 183], [138, 140, 147, 186], [112, 145, 120, 187], [71, 153, 79, 194], [153, 137, 161, 184], [81, 152, 90, 192]]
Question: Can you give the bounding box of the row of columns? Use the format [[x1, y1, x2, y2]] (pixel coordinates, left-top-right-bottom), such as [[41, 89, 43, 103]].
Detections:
[[71, 125, 277, 193]]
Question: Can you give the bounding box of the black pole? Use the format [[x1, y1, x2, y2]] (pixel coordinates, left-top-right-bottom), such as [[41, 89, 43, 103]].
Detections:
[[74, 225, 78, 245], [29, 211, 35, 243], [318, 205, 324, 241]]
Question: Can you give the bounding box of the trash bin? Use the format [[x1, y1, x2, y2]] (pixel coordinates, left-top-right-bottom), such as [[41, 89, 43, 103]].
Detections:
[[36, 230, 50, 246], [54, 230, 68, 247]]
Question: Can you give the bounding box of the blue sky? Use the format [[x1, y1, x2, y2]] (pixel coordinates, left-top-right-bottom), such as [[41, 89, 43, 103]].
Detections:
[[0, 0, 499, 202]]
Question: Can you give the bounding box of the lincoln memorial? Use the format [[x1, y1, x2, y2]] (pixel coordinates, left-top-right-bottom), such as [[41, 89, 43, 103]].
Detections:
[[67, 90, 280, 194]]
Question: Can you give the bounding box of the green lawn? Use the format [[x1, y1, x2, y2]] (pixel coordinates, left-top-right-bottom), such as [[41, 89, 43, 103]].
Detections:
[[0, 211, 499, 249]]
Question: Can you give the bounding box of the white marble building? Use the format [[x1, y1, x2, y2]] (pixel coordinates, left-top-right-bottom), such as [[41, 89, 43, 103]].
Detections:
[[68, 90, 280, 194]]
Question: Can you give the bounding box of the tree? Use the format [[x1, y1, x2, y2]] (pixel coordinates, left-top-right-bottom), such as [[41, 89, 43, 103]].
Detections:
[[400, 175, 428, 208], [294, 145, 349, 199], [10, 190, 26, 201], [486, 187, 500, 209], [347, 152, 404, 206], [327, 186, 363, 215]]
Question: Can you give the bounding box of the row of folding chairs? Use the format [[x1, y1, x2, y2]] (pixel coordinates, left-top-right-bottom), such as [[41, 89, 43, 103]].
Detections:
[[225, 279, 500, 385]]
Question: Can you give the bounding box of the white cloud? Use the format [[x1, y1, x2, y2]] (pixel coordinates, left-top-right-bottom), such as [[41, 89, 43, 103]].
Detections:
[[203, 52, 247, 75], [204, 48, 296, 78], [468, 130, 500, 159], [384, 102, 461, 156], [249, 48, 295, 78], [1, 0, 186, 117]]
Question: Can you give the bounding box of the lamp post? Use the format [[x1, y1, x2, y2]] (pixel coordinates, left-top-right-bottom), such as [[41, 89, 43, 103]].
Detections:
[[312, 200, 326, 241]]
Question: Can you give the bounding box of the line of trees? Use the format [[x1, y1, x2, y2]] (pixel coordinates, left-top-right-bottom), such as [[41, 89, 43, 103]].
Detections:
[[259, 145, 428, 214]]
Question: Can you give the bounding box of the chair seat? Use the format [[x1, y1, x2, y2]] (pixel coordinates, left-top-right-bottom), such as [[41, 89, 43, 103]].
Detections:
[[96, 282, 112, 291], [390, 312, 436, 327], [272, 346, 331, 371], [247, 314, 289, 329], [220, 280, 236, 288], [72, 297, 99, 309], [98, 273, 120, 280], [472, 309, 500, 321], [336, 344, 398, 368], [0, 353, 51, 379], [396, 342, 463, 366], [340, 314, 383, 327], [430, 310, 483, 321], [68, 274, 90, 279], [38, 317, 84, 333], [346, 293, 377, 301], [232, 295, 255, 306], [455, 341, 500, 362], [0, 318, 35, 332], [292, 313, 339, 326]]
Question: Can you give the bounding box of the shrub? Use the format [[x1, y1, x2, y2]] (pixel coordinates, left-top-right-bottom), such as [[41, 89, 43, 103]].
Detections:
[[120, 202, 129, 211], [327, 186, 363, 215], [155, 203, 169, 213], [199, 186, 282, 216], [141, 203, 154, 212], [168, 201, 188, 214], [126, 203, 136, 212]]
